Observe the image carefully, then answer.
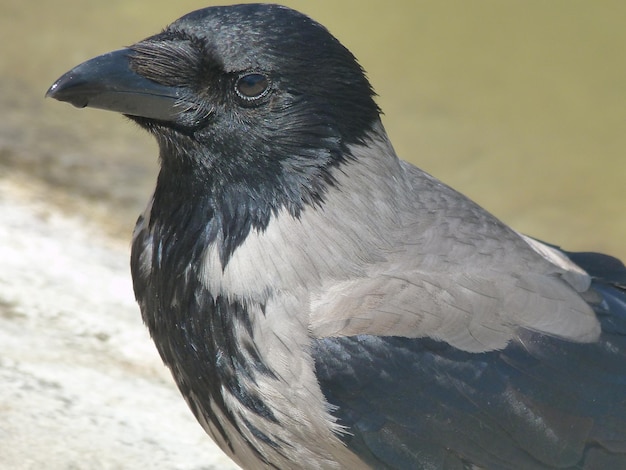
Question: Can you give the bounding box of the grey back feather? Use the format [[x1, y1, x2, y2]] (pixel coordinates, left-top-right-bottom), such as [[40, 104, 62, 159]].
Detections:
[[202, 121, 600, 353]]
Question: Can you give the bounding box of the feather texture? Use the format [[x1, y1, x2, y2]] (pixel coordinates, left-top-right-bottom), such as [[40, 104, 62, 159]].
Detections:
[[48, 4, 626, 468]]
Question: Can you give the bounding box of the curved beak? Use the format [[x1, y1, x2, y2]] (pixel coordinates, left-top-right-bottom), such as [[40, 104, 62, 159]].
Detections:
[[46, 48, 183, 121]]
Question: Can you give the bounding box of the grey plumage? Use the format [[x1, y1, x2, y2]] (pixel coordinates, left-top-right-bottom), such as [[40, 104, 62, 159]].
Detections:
[[47, 4, 626, 469]]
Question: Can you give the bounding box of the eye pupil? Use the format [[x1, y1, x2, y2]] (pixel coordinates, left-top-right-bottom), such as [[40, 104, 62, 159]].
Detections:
[[236, 73, 269, 99]]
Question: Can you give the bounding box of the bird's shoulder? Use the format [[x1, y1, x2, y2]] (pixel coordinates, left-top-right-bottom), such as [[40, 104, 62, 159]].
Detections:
[[308, 138, 601, 352]]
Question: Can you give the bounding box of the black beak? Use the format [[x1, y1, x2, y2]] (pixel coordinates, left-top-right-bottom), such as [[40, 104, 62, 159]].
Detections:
[[46, 48, 183, 121]]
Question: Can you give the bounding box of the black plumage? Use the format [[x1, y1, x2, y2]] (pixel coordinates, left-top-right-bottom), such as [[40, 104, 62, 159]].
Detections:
[[47, 4, 626, 469]]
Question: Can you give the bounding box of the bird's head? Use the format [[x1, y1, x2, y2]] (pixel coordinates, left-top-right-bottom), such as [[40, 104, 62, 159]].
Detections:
[[47, 4, 381, 217]]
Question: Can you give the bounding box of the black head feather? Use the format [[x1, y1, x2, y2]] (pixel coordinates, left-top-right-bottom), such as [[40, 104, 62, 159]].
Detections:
[[127, 5, 380, 265]]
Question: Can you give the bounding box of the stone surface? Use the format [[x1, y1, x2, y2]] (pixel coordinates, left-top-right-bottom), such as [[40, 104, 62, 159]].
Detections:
[[0, 177, 239, 470]]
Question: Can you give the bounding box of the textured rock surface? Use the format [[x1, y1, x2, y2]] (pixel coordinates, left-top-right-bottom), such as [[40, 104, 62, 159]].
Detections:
[[0, 177, 239, 470]]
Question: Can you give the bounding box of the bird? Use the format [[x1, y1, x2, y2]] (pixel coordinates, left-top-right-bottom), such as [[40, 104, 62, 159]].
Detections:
[[47, 4, 626, 469]]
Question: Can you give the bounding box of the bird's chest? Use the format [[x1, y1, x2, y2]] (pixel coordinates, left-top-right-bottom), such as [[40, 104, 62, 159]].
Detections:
[[132, 221, 350, 467]]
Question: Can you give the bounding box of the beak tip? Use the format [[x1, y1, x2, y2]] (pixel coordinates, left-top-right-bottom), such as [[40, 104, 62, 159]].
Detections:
[[45, 73, 92, 108], [45, 81, 59, 99], [46, 74, 71, 101]]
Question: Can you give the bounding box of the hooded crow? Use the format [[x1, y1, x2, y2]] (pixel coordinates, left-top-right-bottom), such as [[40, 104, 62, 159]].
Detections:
[[47, 4, 626, 469]]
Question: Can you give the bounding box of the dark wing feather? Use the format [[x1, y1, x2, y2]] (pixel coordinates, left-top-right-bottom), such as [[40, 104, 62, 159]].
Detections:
[[313, 253, 626, 469]]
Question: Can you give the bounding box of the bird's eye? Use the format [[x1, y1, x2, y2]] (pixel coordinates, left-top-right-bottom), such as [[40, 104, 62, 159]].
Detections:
[[235, 73, 270, 100]]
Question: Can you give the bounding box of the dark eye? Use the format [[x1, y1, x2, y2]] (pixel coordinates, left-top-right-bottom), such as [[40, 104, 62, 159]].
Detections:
[[235, 73, 270, 100]]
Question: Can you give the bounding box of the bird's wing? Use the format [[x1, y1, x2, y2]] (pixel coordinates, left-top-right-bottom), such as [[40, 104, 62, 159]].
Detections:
[[310, 264, 599, 353], [308, 168, 600, 353], [312, 251, 626, 468], [305, 154, 626, 467]]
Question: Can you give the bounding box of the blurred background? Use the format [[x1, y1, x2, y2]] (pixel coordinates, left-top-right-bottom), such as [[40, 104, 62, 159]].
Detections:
[[2, 0, 625, 255], [1, 1, 624, 469]]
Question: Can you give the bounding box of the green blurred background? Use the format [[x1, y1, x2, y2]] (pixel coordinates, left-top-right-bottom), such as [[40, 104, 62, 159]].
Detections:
[[2, 0, 625, 259]]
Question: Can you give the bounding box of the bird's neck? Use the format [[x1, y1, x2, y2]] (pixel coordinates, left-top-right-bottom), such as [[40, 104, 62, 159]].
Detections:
[[132, 167, 353, 468], [131, 122, 404, 467]]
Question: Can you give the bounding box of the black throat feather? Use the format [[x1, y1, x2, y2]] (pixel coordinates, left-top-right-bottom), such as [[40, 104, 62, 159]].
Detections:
[[130, 165, 283, 459], [129, 119, 357, 459]]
